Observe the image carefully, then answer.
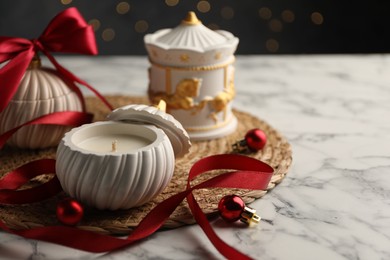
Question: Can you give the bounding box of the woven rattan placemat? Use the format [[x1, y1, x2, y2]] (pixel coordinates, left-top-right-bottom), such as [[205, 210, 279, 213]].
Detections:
[[0, 96, 292, 235]]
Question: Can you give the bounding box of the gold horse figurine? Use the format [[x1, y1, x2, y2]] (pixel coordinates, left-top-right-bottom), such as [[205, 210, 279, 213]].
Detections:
[[149, 78, 202, 110], [208, 82, 235, 122], [149, 76, 235, 124]]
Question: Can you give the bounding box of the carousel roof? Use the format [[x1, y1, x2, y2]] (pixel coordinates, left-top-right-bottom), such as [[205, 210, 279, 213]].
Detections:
[[145, 12, 237, 52]]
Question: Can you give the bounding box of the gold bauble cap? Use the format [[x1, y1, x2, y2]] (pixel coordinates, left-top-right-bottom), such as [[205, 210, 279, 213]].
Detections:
[[28, 54, 42, 70], [182, 11, 201, 25]]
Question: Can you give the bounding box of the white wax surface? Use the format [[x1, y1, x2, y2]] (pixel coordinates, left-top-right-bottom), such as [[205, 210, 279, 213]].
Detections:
[[77, 134, 151, 153]]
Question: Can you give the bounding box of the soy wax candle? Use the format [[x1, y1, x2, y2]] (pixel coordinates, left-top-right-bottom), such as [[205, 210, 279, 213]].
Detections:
[[56, 104, 191, 210], [76, 131, 151, 153]]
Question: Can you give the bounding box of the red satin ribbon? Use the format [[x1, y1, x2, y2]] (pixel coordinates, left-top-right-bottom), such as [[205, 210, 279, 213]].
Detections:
[[0, 7, 112, 112], [0, 159, 61, 204], [0, 8, 113, 148], [0, 154, 273, 259]]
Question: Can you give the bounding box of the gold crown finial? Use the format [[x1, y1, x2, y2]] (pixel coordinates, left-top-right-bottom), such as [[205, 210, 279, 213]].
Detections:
[[182, 11, 201, 25]]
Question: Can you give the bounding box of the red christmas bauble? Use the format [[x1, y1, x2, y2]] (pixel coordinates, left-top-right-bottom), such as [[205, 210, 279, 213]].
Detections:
[[218, 195, 245, 222], [56, 198, 84, 226], [245, 128, 267, 151]]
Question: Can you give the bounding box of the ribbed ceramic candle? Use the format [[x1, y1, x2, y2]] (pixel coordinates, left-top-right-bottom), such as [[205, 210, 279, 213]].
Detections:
[[56, 104, 191, 210], [0, 57, 83, 149]]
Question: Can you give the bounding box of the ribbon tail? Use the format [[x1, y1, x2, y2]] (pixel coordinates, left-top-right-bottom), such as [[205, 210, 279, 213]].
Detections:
[[128, 188, 191, 242], [0, 176, 61, 204], [0, 159, 61, 204], [42, 50, 113, 111], [186, 193, 253, 260], [0, 159, 57, 190], [188, 154, 274, 182], [7, 225, 131, 253]]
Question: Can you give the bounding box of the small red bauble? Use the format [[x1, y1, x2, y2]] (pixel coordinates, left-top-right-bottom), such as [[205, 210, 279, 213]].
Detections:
[[218, 195, 245, 222], [56, 198, 84, 226], [245, 128, 267, 151], [232, 128, 267, 153], [218, 195, 261, 225]]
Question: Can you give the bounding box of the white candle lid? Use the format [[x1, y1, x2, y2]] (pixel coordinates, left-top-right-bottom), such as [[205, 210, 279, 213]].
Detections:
[[107, 104, 191, 157]]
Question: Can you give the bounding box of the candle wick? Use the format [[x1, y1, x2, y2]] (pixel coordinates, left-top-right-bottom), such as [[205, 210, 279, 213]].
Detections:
[[112, 140, 117, 152]]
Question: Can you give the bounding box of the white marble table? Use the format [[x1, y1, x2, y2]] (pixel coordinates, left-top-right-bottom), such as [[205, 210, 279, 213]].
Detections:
[[1, 55, 390, 260]]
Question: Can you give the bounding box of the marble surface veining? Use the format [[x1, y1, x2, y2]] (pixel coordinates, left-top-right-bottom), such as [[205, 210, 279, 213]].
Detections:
[[1, 55, 390, 260]]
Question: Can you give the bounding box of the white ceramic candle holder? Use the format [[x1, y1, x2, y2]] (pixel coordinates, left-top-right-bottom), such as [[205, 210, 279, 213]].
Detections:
[[56, 104, 191, 210], [144, 11, 239, 141], [0, 56, 83, 149]]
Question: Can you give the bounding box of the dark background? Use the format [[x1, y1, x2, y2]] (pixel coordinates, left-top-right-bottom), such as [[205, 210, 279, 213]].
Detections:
[[1, 0, 390, 55]]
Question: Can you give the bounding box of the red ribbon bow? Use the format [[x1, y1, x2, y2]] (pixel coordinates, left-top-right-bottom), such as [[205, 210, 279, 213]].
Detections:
[[0, 8, 113, 148], [0, 154, 274, 259]]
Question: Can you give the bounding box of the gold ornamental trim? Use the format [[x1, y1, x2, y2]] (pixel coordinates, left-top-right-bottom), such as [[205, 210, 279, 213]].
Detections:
[[149, 56, 235, 72]]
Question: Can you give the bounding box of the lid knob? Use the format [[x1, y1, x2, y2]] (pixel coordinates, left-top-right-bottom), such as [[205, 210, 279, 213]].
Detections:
[[182, 11, 201, 25], [154, 99, 167, 112]]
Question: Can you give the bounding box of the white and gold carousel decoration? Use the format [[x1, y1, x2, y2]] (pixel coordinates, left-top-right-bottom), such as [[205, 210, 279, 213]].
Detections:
[[144, 11, 239, 140]]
